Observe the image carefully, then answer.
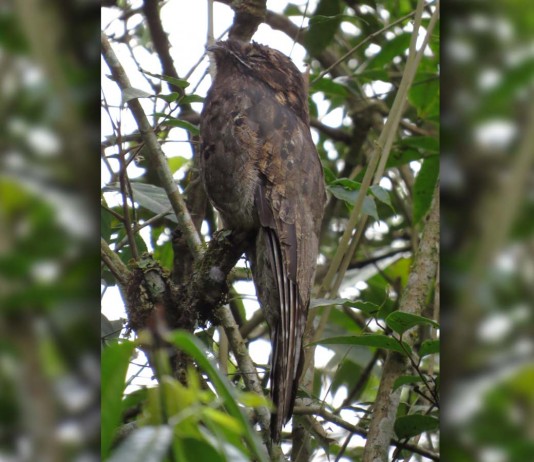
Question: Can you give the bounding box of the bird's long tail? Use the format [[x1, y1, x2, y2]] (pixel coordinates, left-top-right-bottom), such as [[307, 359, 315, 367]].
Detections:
[[264, 228, 304, 442]]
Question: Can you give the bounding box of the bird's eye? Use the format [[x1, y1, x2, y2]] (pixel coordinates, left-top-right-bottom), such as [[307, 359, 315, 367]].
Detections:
[[248, 51, 263, 60]]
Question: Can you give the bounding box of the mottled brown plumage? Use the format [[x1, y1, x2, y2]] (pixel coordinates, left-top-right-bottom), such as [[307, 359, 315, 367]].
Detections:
[[199, 40, 326, 442]]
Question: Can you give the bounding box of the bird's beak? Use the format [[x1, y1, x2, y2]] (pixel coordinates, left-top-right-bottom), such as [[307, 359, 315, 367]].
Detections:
[[206, 44, 223, 53]]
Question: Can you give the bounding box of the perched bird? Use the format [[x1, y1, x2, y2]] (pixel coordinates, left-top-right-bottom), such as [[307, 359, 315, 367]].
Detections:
[[200, 39, 326, 442]]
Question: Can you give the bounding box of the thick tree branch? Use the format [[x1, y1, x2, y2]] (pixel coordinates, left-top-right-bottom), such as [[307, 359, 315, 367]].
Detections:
[[362, 184, 439, 462], [101, 238, 131, 287], [215, 0, 266, 42], [310, 117, 352, 144]]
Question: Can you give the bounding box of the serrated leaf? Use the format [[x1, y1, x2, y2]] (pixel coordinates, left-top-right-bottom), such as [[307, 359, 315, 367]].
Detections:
[[394, 414, 439, 439], [122, 86, 152, 103], [419, 339, 440, 357], [107, 426, 173, 462], [385, 312, 439, 335], [313, 334, 411, 355]]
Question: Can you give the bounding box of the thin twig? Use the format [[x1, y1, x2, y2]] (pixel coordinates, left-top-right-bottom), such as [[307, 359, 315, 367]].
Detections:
[[293, 406, 439, 461]]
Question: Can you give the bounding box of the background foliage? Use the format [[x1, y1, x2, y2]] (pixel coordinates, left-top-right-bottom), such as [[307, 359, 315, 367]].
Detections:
[[102, 1, 439, 460], [1, 1, 532, 462], [101, 1, 439, 461]]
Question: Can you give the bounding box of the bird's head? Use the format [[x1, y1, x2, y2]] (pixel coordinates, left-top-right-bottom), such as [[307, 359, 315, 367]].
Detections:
[[207, 40, 309, 123]]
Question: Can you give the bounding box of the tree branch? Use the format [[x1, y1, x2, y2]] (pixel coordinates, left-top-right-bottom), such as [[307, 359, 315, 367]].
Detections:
[[101, 33, 202, 257], [293, 406, 439, 461], [362, 184, 439, 462], [101, 238, 131, 287]]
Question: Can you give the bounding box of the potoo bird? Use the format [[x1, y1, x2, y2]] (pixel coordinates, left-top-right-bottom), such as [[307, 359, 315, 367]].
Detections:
[[200, 40, 326, 442]]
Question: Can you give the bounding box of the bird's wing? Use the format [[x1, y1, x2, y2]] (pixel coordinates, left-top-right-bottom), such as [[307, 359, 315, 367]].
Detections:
[[250, 98, 325, 440]]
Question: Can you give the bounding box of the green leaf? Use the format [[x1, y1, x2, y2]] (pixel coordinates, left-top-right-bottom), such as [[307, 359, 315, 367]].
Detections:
[[394, 414, 439, 439], [165, 331, 269, 462], [101, 314, 124, 344], [152, 240, 174, 271], [419, 339, 440, 357], [310, 297, 351, 309], [283, 3, 303, 16], [0, 13, 29, 53], [117, 233, 148, 264], [102, 341, 136, 459], [124, 182, 176, 223], [393, 375, 424, 392], [107, 425, 173, 462], [168, 156, 190, 173], [329, 184, 379, 220], [322, 165, 338, 185], [370, 185, 394, 210], [310, 298, 380, 315], [181, 437, 225, 462], [238, 392, 270, 409], [141, 70, 190, 89], [386, 149, 429, 169], [398, 136, 439, 154], [310, 77, 349, 97], [385, 312, 439, 335], [476, 58, 534, 118], [156, 92, 181, 104], [347, 300, 382, 315], [305, 0, 343, 54], [313, 334, 412, 355], [101, 206, 114, 242], [180, 94, 205, 104], [308, 14, 358, 26], [202, 408, 243, 435], [162, 118, 200, 135], [409, 76, 439, 119], [413, 156, 439, 224], [367, 33, 412, 69], [121, 388, 148, 415], [122, 87, 152, 103]]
